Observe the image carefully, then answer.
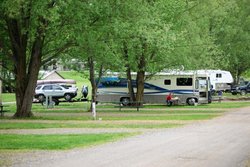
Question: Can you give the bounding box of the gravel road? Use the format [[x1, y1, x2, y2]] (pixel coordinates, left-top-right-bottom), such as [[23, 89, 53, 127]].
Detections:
[[6, 107, 250, 167]]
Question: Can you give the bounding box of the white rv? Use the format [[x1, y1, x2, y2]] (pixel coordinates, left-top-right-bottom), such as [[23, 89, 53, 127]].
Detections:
[[196, 70, 233, 92], [96, 71, 211, 105]]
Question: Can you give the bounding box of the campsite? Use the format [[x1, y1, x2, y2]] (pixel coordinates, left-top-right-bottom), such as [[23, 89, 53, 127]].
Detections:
[[1, 1, 250, 166]]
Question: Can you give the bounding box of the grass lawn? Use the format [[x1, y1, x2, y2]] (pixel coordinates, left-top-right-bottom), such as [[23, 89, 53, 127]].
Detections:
[[223, 92, 250, 99], [0, 133, 134, 150], [0, 121, 181, 129], [1, 93, 15, 103], [1, 98, 250, 152], [143, 101, 250, 109]]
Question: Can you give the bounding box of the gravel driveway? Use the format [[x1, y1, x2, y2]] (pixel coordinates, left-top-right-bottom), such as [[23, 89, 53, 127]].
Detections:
[[3, 107, 250, 167]]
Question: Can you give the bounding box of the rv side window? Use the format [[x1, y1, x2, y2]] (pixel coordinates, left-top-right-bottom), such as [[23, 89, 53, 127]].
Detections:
[[164, 79, 171, 85], [177, 78, 192, 86], [216, 73, 222, 78]]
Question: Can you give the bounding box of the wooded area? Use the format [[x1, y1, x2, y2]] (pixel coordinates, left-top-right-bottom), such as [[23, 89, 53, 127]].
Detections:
[[0, 0, 249, 117]]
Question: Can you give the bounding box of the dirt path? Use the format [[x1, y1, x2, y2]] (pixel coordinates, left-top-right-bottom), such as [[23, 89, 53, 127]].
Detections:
[[2, 106, 249, 167]]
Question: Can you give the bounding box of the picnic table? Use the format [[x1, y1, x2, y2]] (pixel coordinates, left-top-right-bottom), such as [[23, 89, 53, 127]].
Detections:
[[114, 101, 144, 111], [0, 105, 9, 116]]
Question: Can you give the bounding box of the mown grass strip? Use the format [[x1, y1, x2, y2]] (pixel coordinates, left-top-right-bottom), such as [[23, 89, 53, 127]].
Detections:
[[101, 114, 219, 121], [0, 133, 133, 150], [29, 109, 225, 114], [97, 109, 225, 114], [0, 122, 181, 129], [38, 114, 218, 121], [0, 113, 220, 122], [143, 101, 250, 109], [4, 101, 250, 114]]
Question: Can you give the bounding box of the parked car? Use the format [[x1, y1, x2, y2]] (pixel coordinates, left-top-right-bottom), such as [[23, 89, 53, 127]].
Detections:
[[231, 81, 250, 95], [34, 84, 78, 103]]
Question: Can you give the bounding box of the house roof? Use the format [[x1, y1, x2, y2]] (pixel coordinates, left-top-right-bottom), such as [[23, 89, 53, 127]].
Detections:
[[41, 70, 65, 80]]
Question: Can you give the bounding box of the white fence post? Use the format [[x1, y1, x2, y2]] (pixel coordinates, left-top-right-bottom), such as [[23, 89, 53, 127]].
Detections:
[[92, 102, 96, 120]]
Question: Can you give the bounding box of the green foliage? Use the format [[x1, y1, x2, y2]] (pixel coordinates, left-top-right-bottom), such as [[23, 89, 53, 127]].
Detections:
[[216, 0, 250, 82]]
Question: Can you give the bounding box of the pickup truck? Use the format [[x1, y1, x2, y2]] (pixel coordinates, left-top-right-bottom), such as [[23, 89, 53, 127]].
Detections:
[[231, 82, 250, 95]]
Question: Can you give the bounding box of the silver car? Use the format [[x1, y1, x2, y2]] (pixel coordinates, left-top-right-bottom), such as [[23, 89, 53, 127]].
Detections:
[[35, 84, 78, 102]]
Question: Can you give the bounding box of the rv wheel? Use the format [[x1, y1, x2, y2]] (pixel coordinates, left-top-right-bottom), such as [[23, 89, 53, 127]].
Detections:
[[120, 97, 130, 106], [187, 98, 196, 106]]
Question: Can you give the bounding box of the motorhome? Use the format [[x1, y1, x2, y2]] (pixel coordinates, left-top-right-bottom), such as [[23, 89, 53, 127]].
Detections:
[[96, 71, 211, 105]]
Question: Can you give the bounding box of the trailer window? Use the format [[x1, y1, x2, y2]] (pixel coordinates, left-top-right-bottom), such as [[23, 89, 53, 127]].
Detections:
[[177, 78, 192, 86], [216, 73, 222, 78], [164, 79, 171, 85]]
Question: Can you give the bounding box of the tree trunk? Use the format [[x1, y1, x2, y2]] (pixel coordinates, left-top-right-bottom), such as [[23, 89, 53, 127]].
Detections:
[[0, 61, 2, 105], [135, 39, 147, 106], [136, 55, 146, 106], [6, 17, 44, 118], [123, 42, 136, 102], [136, 70, 145, 106], [127, 67, 136, 102], [88, 57, 97, 105], [13, 37, 43, 118], [14, 54, 41, 117], [88, 56, 104, 119]]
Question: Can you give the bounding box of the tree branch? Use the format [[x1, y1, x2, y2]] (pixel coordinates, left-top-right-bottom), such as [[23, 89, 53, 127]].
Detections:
[[41, 41, 77, 65]]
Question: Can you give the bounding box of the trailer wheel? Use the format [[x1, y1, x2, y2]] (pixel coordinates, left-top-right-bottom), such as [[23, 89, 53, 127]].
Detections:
[[120, 97, 130, 106], [187, 98, 196, 106]]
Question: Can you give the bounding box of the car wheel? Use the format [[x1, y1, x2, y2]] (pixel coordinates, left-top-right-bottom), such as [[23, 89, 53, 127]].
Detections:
[[120, 97, 130, 106], [64, 94, 72, 101], [41, 99, 58, 106], [53, 98, 60, 105], [187, 98, 196, 106], [38, 94, 45, 102], [240, 90, 247, 96]]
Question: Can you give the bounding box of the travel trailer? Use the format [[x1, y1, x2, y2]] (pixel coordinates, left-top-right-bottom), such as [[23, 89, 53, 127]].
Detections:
[[96, 71, 211, 105], [196, 70, 233, 92]]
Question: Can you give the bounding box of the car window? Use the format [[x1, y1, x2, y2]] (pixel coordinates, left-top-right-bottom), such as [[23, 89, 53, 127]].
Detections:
[[36, 86, 42, 90], [42, 85, 52, 90], [53, 85, 63, 90], [60, 85, 70, 89]]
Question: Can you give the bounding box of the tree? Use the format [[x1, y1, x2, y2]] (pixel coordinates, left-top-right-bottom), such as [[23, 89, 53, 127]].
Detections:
[[213, 0, 250, 83], [183, 0, 250, 82], [111, 0, 189, 104], [0, 1, 75, 117], [69, 0, 123, 112]]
